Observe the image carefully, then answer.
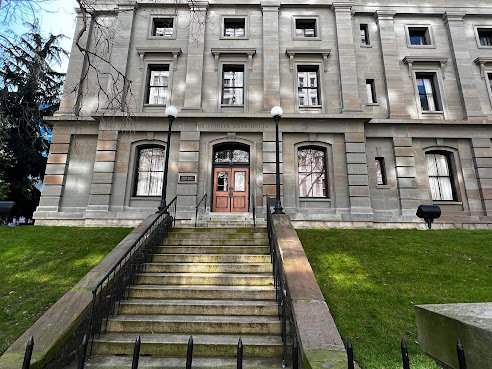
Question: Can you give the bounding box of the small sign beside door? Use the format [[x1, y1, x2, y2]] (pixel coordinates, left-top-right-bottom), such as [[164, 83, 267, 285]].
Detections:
[[178, 174, 197, 183]]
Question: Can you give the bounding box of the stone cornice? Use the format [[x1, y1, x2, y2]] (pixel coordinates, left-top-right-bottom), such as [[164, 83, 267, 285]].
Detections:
[[474, 57, 492, 78], [285, 48, 331, 72], [135, 47, 182, 69], [403, 56, 448, 77], [211, 48, 257, 70]]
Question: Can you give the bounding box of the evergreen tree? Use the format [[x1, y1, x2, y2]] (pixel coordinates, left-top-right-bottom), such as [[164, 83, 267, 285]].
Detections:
[[0, 23, 67, 217]]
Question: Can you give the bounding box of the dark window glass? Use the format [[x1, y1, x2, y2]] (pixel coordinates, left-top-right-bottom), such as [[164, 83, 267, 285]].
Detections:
[[222, 65, 244, 105], [416, 74, 440, 111], [298, 148, 327, 198], [214, 149, 249, 164], [147, 65, 169, 105], [295, 19, 317, 38], [224, 18, 245, 37], [375, 157, 387, 185], [152, 18, 173, 37], [366, 79, 377, 104], [298, 66, 320, 106], [409, 27, 430, 45], [360, 24, 369, 45], [135, 147, 165, 196], [426, 153, 455, 201], [478, 29, 492, 46]]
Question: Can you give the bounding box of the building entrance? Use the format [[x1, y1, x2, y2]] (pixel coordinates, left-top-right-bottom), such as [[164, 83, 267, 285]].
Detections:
[[212, 144, 250, 213]]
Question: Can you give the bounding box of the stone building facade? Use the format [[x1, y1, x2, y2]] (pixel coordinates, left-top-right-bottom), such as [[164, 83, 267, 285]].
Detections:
[[34, 0, 492, 228]]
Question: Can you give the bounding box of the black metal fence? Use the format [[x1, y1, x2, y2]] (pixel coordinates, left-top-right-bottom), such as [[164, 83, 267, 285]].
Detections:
[[195, 194, 207, 227]]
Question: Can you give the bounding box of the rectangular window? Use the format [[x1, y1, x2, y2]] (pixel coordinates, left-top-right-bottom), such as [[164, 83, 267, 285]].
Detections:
[[224, 18, 245, 38], [366, 79, 377, 104], [488, 73, 492, 90], [222, 65, 244, 105], [360, 24, 369, 45], [152, 18, 174, 37], [375, 157, 387, 185], [409, 27, 431, 45], [295, 19, 317, 38], [426, 153, 455, 201], [146, 65, 169, 105], [478, 28, 492, 47], [298, 148, 327, 198], [298, 66, 320, 106], [135, 147, 165, 196], [416, 74, 440, 112]]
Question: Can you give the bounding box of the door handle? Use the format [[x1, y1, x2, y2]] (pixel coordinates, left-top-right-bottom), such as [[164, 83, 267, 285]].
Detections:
[[228, 186, 233, 198]]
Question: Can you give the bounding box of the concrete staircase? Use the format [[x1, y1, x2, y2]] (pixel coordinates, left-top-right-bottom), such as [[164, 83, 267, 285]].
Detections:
[[198, 213, 266, 228], [82, 227, 289, 368]]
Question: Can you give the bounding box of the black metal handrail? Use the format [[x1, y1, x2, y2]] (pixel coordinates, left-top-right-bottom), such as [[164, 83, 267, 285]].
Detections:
[[82, 196, 178, 358], [251, 193, 256, 227], [195, 194, 207, 227], [266, 196, 291, 367]]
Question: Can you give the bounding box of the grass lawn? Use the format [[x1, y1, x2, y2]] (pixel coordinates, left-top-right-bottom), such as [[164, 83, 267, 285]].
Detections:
[[0, 226, 131, 355], [297, 229, 492, 369]]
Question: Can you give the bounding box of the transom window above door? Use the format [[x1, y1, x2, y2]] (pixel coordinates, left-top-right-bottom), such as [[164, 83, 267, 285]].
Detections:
[[214, 148, 250, 164]]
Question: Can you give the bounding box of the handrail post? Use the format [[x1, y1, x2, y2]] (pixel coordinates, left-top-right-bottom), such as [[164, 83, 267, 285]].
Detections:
[[22, 336, 34, 369]]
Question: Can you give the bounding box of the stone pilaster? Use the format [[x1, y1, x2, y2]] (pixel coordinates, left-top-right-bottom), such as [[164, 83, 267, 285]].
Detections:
[[86, 130, 118, 213], [182, 1, 208, 112], [333, 2, 362, 113], [393, 137, 419, 217], [176, 131, 200, 220], [35, 129, 71, 212], [471, 138, 492, 216], [345, 132, 373, 220], [261, 1, 281, 109], [375, 10, 410, 119], [443, 12, 486, 120]]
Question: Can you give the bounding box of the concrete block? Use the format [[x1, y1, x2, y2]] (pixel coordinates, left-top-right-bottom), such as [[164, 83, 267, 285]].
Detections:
[[97, 140, 117, 151], [96, 151, 116, 162], [94, 161, 115, 173], [43, 175, 64, 185], [348, 175, 369, 186], [90, 184, 112, 195], [393, 137, 412, 147], [47, 154, 68, 164]]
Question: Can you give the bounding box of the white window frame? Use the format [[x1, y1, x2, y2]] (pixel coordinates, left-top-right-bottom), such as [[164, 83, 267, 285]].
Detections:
[[221, 64, 245, 107], [474, 25, 492, 49], [221, 15, 249, 40], [295, 63, 323, 113], [133, 146, 166, 197], [292, 16, 321, 41], [218, 62, 248, 112], [141, 61, 175, 111], [411, 68, 448, 119], [405, 24, 435, 48], [148, 16, 177, 40], [425, 151, 457, 202]]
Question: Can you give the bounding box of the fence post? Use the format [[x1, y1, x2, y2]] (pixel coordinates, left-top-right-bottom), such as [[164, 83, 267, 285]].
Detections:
[[401, 337, 410, 369], [292, 336, 299, 369], [186, 336, 193, 369], [457, 339, 467, 369], [237, 338, 243, 369], [22, 336, 34, 369], [131, 336, 141, 369], [77, 334, 88, 369], [346, 338, 354, 369]]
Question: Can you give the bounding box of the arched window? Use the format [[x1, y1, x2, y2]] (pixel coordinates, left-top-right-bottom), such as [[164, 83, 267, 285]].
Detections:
[[426, 151, 456, 201], [298, 147, 327, 198], [134, 146, 165, 196]]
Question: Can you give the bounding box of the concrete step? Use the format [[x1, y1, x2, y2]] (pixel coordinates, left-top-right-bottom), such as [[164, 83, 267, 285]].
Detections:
[[106, 315, 281, 335], [151, 254, 271, 264], [144, 262, 272, 274], [161, 239, 269, 246], [76, 356, 290, 369], [119, 299, 277, 316], [170, 227, 267, 234], [134, 272, 274, 286], [91, 333, 287, 358], [166, 232, 268, 240], [127, 285, 276, 300], [154, 245, 270, 255]]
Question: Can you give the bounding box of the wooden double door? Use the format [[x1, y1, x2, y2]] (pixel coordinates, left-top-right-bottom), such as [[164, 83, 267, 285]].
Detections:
[[212, 167, 249, 212]]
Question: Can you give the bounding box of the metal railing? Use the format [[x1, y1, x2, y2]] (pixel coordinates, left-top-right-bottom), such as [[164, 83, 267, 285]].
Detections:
[[250, 193, 256, 227], [265, 196, 292, 367], [79, 196, 178, 361], [195, 194, 207, 227]]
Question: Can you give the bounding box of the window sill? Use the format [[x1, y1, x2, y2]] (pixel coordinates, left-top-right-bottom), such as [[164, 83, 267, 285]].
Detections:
[[298, 106, 322, 114], [367, 103, 379, 106], [421, 111, 444, 119], [360, 44, 372, 48], [131, 196, 161, 201], [292, 37, 322, 41], [407, 44, 436, 49], [299, 197, 331, 202], [147, 35, 176, 40], [477, 45, 492, 49], [432, 201, 462, 205], [220, 36, 249, 40], [376, 184, 391, 189]]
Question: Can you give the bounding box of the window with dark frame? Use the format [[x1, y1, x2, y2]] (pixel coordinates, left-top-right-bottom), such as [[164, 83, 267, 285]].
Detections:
[[416, 73, 440, 111], [297, 66, 320, 106], [409, 27, 431, 45], [146, 65, 169, 105], [152, 18, 174, 37], [360, 24, 369, 45], [426, 152, 456, 201], [295, 19, 317, 38], [298, 147, 327, 198], [478, 28, 492, 47], [366, 79, 377, 104], [224, 18, 246, 37], [375, 157, 387, 185], [135, 147, 165, 197], [222, 65, 244, 105]]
